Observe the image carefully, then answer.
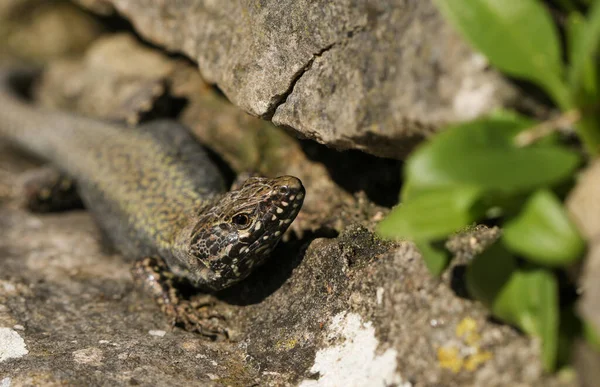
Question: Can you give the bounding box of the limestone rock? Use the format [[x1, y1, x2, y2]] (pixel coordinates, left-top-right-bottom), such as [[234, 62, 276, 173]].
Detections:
[[78, 0, 533, 158]]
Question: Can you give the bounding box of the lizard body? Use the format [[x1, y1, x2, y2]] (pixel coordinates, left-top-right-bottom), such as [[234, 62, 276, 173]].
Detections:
[[0, 69, 304, 332]]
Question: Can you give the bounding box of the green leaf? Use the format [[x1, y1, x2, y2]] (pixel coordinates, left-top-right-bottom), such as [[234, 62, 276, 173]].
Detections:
[[565, 4, 600, 156], [492, 269, 559, 371], [504, 190, 585, 266], [433, 0, 569, 107], [583, 320, 600, 352], [553, 0, 576, 12], [377, 186, 483, 241], [567, 12, 598, 101], [568, 2, 600, 103], [557, 306, 582, 368], [466, 242, 517, 307], [575, 113, 600, 156], [404, 117, 580, 199], [467, 246, 559, 370], [414, 240, 449, 276]]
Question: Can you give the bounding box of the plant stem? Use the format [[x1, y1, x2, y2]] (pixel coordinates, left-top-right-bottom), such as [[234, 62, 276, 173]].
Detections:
[[514, 110, 581, 147]]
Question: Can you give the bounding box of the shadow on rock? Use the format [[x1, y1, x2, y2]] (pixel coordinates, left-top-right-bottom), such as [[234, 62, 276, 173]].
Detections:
[[216, 227, 339, 306], [298, 139, 403, 208]]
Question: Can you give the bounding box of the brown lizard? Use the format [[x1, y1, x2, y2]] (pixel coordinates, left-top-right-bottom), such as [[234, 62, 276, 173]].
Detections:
[[0, 68, 305, 337]]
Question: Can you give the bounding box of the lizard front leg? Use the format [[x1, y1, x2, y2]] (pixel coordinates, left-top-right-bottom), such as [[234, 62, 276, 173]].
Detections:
[[131, 257, 228, 339]]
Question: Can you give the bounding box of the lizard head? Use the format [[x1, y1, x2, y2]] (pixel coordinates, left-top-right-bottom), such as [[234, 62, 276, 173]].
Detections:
[[184, 175, 304, 290]]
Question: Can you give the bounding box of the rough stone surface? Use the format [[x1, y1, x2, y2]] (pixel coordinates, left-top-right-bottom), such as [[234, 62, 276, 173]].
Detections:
[[564, 160, 600, 386], [75, 0, 537, 158], [567, 161, 600, 334], [0, 193, 572, 386], [0, 0, 102, 62], [36, 34, 175, 125], [0, 328, 28, 362], [73, 0, 114, 15]]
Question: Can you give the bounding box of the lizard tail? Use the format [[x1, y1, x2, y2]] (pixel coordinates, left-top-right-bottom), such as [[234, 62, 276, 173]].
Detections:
[[0, 67, 63, 159], [0, 67, 43, 137], [0, 67, 102, 167]]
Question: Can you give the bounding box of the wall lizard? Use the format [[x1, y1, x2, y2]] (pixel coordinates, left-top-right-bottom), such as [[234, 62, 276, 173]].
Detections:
[[0, 68, 305, 337]]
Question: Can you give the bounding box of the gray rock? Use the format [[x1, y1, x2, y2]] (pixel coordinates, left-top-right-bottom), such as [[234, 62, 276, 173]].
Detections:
[[0, 194, 571, 385], [0, 0, 103, 62], [567, 161, 600, 334], [78, 0, 531, 158]]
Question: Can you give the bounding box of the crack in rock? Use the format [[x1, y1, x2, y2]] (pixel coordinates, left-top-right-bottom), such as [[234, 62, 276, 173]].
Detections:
[[264, 25, 366, 120]]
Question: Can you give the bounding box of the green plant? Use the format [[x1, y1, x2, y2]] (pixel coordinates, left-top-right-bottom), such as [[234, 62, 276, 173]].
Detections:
[[377, 0, 600, 371]]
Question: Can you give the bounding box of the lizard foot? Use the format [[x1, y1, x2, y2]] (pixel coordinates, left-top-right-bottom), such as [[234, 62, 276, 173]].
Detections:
[[131, 257, 229, 339], [19, 165, 83, 212], [172, 296, 228, 337]]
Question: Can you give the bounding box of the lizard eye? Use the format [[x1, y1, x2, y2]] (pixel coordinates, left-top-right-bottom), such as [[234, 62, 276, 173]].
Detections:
[[232, 213, 251, 228]]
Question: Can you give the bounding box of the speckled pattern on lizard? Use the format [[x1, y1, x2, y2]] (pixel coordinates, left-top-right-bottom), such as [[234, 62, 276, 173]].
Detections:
[[0, 68, 305, 337]]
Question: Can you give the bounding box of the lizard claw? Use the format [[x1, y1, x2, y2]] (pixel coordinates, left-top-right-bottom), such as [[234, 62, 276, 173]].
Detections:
[[175, 300, 228, 338], [131, 257, 229, 339]]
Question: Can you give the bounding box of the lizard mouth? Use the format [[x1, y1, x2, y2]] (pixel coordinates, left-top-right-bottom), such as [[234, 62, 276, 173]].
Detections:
[[252, 176, 304, 242]]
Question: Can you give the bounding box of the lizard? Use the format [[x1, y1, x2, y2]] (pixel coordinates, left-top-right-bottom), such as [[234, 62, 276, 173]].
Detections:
[[0, 68, 305, 337]]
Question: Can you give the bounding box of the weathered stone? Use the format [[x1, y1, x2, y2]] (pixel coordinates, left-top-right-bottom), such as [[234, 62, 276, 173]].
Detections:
[[0, 0, 103, 62], [76, 0, 531, 158], [72, 0, 114, 15], [0, 192, 572, 385], [36, 34, 174, 125], [567, 161, 600, 334]]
